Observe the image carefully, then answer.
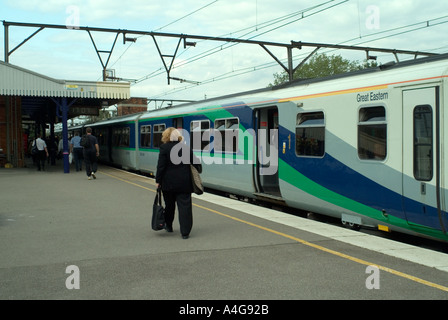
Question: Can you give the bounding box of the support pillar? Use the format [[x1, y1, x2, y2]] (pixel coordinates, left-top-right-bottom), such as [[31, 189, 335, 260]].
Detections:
[[52, 97, 76, 173], [61, 98, 70, 173]]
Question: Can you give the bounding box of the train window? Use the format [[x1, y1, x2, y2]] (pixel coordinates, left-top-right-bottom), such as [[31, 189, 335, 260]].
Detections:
[[122, 127, 130, 147], [190, 120, 210, 151], [173, 117, 183, 129], [358, 106, 386, 160], [153, 124, 166, 149], [114, 127, 129, 147], [295, 112, 325, 157], [214, 118, 239, 153], [215, 119, 226, 131], [112, 127, 129, 147], [140, 125, 151, 148], [413, 105, 433, 181]]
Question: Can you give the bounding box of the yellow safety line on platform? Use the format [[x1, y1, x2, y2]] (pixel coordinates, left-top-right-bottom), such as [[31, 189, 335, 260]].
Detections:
[[101, 169, 448, 293], [101, 170, 155, 191], [194, 203, 448, 293]]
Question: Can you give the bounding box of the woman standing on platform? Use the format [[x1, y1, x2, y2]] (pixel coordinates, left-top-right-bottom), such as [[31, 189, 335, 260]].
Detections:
[[155, 127, 201, 239]]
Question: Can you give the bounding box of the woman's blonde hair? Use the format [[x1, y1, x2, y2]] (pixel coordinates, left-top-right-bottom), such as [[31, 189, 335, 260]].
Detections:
[[161, 127, 183, 143]]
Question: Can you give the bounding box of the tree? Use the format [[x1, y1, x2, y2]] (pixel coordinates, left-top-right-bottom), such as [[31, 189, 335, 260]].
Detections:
[[269, 53, 377, 87]]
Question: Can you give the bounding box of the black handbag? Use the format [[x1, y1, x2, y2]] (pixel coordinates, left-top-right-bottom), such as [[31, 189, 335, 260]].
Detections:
[[152, 187, 166, 231]]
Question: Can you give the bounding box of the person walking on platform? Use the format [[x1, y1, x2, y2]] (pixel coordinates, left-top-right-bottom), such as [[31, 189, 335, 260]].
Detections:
[[70, 131, 83, 172], [32, 133, 49, 171], [33, 133, 48, 171], [155, 127, 202, 239], [82, 127, 99, 180]]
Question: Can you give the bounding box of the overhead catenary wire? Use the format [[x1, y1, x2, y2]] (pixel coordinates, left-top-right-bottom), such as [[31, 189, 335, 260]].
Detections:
[[148, 15, 448, 101], [174, 0, 349, 69], [154, 0, 218, 31], [83, 2, 447, 104], [108, 0, 219, 73], [134, 0, 348, 84]]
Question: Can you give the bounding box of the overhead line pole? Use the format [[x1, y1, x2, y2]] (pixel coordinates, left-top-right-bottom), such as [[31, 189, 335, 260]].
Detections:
[[4, 20, 439, 53], [3, 20, 439, 83]]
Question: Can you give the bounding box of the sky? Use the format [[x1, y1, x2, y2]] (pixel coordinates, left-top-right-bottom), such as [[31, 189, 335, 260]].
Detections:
[[1, 0, 448, 109]]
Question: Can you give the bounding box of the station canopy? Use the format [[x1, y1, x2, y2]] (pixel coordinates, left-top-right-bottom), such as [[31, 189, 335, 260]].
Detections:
[[0, 60, 130, 122]]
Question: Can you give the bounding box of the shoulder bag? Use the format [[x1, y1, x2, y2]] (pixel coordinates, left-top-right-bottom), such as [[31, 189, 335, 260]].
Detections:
[[190, 164, 204, 195], [152, 187, 166, 231], [31, 140, 38, 155]]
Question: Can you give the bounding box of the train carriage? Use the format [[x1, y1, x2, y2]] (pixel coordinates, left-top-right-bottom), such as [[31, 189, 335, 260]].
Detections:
[[136, 108, 177, 175], [72, 53, 448, 243], [273, 55, 448, 241], [89, 113, 142, 170]]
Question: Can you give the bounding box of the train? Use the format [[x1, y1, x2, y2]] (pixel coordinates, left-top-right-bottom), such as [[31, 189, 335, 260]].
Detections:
[[62, 53, 448, 243]]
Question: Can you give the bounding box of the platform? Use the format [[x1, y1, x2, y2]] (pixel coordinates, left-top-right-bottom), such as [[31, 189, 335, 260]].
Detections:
[[0, 160, 447, 303]]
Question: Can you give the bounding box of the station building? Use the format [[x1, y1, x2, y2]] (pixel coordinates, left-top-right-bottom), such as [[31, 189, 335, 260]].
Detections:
[[0, 60, 139, 170]]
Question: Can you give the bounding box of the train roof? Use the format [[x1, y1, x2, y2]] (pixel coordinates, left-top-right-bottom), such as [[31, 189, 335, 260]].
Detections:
[[150, 52, 448, 113], [89, 52, 448, 126], [87, 112, 146, 127]]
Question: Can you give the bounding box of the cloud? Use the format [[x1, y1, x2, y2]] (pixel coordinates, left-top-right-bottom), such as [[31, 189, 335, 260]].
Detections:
[[5, 0, 73, 13], [1, 0, 447, 104]]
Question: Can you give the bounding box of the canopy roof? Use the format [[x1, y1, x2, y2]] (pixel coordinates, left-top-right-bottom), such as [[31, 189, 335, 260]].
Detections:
[[0, 60, 130, 99]]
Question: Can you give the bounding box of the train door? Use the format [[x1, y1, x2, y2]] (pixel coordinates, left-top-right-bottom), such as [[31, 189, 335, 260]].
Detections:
[[254, 107, 281, 197], [402, 86, 446, 233]]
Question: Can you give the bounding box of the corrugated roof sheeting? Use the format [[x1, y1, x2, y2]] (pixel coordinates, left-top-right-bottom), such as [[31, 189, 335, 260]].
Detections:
[[0, 61, 130, 99]]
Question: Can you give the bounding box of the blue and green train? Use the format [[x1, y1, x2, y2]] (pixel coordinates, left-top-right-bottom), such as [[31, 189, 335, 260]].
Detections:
[[79, 54, 448, 243]]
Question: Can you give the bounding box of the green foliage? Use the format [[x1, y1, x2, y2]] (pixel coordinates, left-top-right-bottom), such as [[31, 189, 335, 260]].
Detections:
[[269, 53, 378, 87]]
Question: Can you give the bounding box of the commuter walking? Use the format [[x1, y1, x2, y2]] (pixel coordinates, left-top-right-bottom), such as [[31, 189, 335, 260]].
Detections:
[[82, 127, 99, 180], [155, 127, 202, 239], [32, 133, 49, 171], [70, 131, 83, 172]]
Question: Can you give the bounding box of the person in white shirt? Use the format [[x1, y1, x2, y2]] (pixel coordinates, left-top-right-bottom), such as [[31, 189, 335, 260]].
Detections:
[[32, 133, 49, 171]]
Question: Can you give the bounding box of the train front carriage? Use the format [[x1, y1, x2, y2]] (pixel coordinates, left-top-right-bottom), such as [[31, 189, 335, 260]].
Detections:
[[274, 55, 448, 242]]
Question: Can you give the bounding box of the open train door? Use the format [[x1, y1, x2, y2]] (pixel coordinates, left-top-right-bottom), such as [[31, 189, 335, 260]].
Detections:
[[402, 86, 447, 234], [253, 107, 282, 201]]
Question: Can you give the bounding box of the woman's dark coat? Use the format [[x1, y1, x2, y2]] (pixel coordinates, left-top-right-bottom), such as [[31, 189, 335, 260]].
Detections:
[[155, 141, 202, 193]]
